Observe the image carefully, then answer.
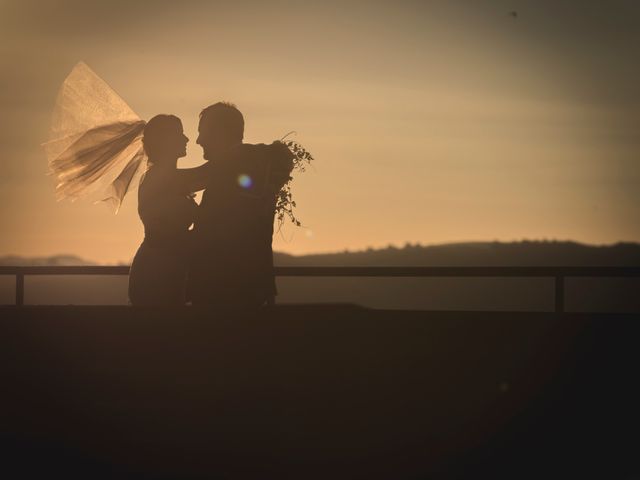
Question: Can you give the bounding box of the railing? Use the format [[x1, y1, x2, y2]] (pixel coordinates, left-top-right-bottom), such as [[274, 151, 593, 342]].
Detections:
[[1, 265, 639, 312]]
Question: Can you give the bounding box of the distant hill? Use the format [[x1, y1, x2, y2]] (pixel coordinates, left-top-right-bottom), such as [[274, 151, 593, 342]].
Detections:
[[2, 241, 640, 267], [274, 241, 640, 267], [0, 254, 96, 266]]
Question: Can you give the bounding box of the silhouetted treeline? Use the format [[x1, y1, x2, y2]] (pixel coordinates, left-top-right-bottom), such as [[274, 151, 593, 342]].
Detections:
[[2, 241, 639, 267], [0, 254, 97, 266], [274, 241, 640, 267]]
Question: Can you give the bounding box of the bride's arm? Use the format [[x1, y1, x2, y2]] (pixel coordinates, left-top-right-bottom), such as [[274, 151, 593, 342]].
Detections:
[[173, 162, 213, 194]]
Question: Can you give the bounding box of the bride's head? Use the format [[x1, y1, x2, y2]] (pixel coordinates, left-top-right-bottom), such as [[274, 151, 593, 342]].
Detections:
[[142, 114, 189, 165]]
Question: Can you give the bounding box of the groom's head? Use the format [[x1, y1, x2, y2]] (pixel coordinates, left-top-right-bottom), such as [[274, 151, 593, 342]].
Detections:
[[197, 102, 244, 160]]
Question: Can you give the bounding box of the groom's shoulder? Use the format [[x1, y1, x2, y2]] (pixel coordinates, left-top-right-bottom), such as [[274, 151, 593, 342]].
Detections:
[[235, 142, 293, 167], [234, 142, 269, 157]]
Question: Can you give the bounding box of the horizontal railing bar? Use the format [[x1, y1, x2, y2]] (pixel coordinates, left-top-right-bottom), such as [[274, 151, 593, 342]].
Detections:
[[0, 266, 131, 275], [4, 265, 638, 311], [273, 266, 640, 277], [0, 265, 639, 277]]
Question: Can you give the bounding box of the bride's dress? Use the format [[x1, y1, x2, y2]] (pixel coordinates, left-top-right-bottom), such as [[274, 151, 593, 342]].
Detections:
[[128, 167, 198, 305]]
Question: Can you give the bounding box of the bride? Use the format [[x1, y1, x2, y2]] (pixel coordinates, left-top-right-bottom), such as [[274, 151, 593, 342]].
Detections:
[[128, 114, 208, 305], [45, 63, 208, 306]]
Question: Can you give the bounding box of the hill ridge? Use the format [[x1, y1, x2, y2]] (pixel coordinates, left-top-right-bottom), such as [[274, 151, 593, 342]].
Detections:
[[3, 241, 638, 266]]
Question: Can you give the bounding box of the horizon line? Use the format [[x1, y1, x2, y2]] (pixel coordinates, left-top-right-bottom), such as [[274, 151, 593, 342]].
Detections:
[[2, 238, 639, 265]]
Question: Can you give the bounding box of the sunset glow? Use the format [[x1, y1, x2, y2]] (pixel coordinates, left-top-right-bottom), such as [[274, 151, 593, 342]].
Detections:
[[1, 0, 638, 263]]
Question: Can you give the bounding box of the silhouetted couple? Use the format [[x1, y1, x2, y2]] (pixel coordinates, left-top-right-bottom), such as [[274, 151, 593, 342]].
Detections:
[[128, 103, 294, 308]]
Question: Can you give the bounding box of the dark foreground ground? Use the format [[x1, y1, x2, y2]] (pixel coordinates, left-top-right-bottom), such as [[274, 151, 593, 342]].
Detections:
[[0, 305, 638, 479]]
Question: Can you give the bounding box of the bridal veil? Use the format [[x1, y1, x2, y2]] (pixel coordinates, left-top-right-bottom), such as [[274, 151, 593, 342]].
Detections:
[[43, 62, 147, 212]]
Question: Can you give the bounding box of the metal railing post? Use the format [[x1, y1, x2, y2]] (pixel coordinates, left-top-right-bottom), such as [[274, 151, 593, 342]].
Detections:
[[554, 275, 564, 313], [16, 272, 24, 306]]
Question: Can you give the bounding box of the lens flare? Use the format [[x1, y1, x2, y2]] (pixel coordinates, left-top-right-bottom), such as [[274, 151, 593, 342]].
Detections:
[[237, 174, 253, 189]]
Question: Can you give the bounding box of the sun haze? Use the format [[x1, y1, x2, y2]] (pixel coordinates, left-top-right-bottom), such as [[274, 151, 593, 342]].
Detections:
[[0, 0, 638, 263]]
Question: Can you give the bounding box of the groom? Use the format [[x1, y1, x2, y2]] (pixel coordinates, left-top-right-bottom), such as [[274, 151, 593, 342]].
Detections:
[[189, 102, 294, 308]]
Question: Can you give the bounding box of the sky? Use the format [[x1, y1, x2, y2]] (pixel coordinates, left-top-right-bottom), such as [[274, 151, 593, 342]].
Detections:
[[1, 0, 639, 263]]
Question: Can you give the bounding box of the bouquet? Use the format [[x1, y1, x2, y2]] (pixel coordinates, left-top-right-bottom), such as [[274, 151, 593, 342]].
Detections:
[[276, 137, 314, 229]]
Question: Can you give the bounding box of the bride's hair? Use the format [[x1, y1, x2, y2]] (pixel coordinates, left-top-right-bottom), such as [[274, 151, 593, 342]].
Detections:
[[142, 114, 181, 161]]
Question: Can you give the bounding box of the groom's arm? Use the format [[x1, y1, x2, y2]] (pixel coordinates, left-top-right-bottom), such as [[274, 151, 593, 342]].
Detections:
[[233, 142, 294, 199]]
